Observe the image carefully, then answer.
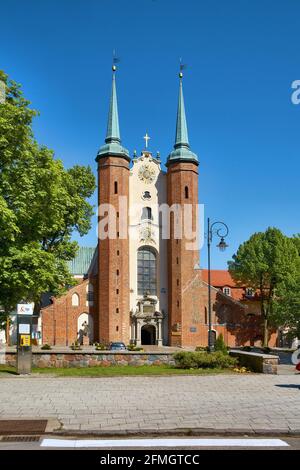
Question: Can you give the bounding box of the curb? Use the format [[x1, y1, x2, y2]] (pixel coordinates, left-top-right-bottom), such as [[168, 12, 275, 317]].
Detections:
[[52, 427, 300, 438]]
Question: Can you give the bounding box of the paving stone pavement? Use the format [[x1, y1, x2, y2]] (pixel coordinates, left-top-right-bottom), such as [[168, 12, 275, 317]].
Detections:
[[0, 375, 299, 434]]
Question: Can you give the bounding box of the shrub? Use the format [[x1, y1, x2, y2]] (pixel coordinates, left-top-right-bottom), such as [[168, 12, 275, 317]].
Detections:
[[173, 351, 237, 369], [94, 342, 106, 350], [195, 346, 208, 352], [127, 344, 144, 352], [70, 340, 82, 350], [214, 333, 228, 354], [41, 344, 52, 350]]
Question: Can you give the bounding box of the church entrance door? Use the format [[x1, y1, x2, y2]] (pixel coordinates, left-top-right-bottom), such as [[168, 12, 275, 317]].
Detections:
[[141, 324, 156, 345]]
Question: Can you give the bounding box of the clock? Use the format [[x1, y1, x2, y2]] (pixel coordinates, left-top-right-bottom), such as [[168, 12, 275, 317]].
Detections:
[[138, 164, 156, 184]]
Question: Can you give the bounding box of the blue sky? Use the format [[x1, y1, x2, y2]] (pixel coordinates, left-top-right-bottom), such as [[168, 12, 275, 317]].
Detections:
[[1, 0, 300, 269]]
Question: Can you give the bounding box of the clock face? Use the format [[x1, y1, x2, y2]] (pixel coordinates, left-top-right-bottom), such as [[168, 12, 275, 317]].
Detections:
[[138, 164, 156, 184]]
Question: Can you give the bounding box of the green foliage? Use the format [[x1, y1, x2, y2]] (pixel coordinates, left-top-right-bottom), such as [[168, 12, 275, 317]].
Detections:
[[94, 342, 107, 351], [70, 340, 82, 350], [214, 333, 228, 354], [127, 344, 144, 351], [271, 234, 300, 341], [228, 228, 299, 346], [0, 70, 96, 315], [41, 344, 52, 350], [173, 351, 237, 369], [195, 346, 208, 352]]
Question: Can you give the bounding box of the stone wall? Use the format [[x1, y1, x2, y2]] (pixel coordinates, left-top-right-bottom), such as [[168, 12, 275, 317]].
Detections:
[[0, 351, 175, 368], [230, 349, 278, 374]]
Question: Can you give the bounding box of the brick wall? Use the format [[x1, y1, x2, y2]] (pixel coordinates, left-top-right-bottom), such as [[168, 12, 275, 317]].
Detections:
[[98, 155, 130, 344], [167, 161, 199, 346], [41, 277, 97, 346]]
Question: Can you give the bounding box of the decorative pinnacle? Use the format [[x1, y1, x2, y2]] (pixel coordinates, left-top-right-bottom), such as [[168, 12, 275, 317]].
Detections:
[[112, 64, 117, 72]]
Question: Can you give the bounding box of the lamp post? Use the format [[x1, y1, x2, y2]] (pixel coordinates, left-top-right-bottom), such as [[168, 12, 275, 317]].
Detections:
[[207, 218, 229, 352]]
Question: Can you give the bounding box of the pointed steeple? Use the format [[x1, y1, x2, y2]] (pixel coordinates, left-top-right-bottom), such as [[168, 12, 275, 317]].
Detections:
[[105, 69, 120, 143], [167, 71, 198, 166], [96, 65, 130, 161], [175, 75, 189, 148]]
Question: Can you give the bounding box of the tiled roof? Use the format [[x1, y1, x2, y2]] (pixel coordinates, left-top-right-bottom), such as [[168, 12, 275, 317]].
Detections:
[[68, 247, 96, 275], [202, 269, 238, 287]]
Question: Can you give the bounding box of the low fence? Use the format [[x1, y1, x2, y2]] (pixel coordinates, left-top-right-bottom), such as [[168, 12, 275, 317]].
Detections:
[[230, 349, 278, 374], [0, 350, 175, 368]]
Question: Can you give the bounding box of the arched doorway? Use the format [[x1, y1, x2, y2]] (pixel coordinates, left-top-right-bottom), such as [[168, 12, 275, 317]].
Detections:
[[141, 324, 156, 345]]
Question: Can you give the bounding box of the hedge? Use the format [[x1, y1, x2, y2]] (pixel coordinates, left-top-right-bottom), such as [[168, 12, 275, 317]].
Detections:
[[173, 351, 237, 369]]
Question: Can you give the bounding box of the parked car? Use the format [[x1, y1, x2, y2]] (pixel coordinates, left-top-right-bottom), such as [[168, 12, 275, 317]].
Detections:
[[109, 342, 127, 351]]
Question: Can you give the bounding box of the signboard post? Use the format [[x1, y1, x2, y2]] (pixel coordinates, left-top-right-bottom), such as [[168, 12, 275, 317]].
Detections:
[[16, 303, 33, 374]]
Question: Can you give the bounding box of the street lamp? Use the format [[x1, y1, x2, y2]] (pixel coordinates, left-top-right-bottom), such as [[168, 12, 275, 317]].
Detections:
[[207, 218, 229, 352]]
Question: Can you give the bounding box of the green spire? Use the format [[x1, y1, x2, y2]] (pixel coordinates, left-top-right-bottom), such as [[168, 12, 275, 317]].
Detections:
[[105, 69, 120, 143], [96, 66, 130, 162], [175, 75, 189, 147], [167, 72, 198, 166]]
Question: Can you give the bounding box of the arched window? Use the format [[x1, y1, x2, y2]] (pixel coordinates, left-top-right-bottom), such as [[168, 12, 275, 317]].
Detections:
[[137, 247, 157, 295], [141, 207, 152, 221], [185, 186, 189, 199], [72, 293, 79, 307], [86, 283, 94, 306]]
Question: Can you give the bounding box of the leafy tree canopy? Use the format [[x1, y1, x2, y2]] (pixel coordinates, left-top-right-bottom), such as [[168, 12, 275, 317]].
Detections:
[[228, 228, 299, 346], [0, 70, 96, 314]]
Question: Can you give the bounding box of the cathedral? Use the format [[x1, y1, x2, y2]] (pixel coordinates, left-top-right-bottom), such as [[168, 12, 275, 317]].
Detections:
[[41, 67, 277, 348]]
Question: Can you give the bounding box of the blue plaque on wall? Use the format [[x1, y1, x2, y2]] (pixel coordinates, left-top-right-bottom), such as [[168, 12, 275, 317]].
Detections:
[[190, 327, 197, 333]]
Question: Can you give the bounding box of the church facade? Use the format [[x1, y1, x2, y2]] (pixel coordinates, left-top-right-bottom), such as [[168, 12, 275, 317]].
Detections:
[[41, 67, 277, 348]]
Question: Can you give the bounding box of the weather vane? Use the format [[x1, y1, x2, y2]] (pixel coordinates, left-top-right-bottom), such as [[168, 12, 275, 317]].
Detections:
[[112, 49, 120, 71], [179, 57, 187, 78]]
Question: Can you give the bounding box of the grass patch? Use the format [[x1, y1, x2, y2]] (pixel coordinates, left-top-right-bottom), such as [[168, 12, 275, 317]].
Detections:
[[0, 364, 233, 377]]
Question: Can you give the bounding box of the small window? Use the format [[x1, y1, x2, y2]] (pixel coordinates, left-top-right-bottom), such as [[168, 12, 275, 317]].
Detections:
[[204, 307, 208, 324], [117, 250, 120, 256], [245, 288, 254, 297], [116, 308, 119, 313], [116, 289, 119, 294], [177, 279, 179, 286], [141, 206, 152, 220], [143, 191, 151, 200], [86, 283, 94, 306], [117, 211, 119, 218], [223, 287, 231, 296], [117, 232, 119, 238], [116, 269, 119, 276], [177, 300, 180, 307], [114, 181, 118, 194], [116, 326, 119, 332], [176, 257, 179, 265], [185, 186, 189, 199], [72, 293, 79, 307]]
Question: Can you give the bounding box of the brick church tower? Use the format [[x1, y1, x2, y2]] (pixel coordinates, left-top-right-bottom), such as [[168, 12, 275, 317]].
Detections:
[[96, 65, 131, 344], [167, 72, 200, 346]]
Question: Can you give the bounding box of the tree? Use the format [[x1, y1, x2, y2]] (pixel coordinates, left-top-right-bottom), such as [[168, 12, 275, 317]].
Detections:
[[0, 70, 96, 330], [272, 234, 300, 343], [228, 228, 299, 346]]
